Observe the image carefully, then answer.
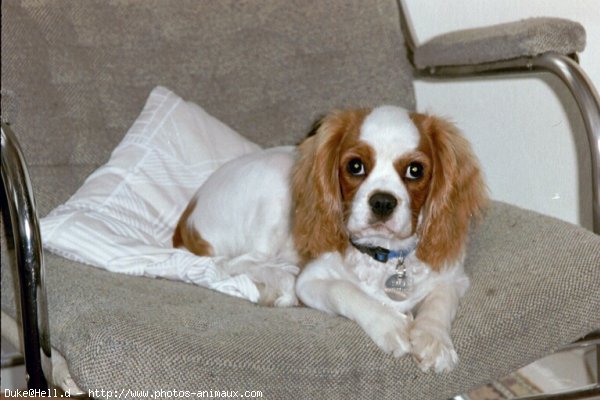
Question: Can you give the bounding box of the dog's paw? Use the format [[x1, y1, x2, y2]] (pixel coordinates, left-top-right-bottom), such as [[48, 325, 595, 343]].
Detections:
[[410, 320, 458, 373], [254, 269, 298, 307], [363, 311, 411, 358], [272, 291, 299, 307]]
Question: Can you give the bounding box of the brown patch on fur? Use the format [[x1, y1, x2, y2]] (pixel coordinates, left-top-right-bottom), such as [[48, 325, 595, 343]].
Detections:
[[410, 113, 488, 271], [292, 109, 371, 265], [395, 150, 433, 232], [339, 137, 376, 212], [172, 200, 214, 256]]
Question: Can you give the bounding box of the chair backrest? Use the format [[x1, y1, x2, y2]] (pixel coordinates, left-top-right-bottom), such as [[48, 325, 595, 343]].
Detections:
[[1, 0, 415, 166]]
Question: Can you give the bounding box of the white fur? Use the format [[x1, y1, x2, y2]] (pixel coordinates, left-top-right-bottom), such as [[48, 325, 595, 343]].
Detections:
[[184, 146, 300, 306], [182, 106, 468, 371], [347, 106, 421, 249]]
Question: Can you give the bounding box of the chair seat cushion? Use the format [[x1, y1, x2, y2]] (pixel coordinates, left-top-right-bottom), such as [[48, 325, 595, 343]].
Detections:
[[2, 201, 599, 399]]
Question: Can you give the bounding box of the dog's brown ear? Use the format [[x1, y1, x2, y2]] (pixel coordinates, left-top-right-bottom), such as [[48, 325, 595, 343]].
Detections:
[[411, 114, 488, 271], [292, 110, 367, 265]]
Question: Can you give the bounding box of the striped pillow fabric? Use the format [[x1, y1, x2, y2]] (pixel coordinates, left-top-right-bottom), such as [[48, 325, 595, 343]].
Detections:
[[41, 86, 264, 301]]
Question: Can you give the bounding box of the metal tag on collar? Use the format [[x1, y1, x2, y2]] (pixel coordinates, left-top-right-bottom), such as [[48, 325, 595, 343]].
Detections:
[[384, 256, 411, 301]]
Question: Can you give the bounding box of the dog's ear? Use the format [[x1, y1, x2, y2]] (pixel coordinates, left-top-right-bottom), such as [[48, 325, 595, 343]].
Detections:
[[292, 111, 365, 265], [304, 114, 327, 139], [411, 114, 488, 270]]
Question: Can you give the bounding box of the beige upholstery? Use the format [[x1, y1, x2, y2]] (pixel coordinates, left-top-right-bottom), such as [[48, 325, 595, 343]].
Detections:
[[414, 17, 585, 68], [2, 1, 599, 399]]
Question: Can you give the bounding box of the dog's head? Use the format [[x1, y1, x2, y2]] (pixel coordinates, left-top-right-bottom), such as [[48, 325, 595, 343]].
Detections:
[[292, 106, 487, 270]]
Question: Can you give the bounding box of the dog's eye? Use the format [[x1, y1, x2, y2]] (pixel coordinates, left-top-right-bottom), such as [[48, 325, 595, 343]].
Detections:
[[405, 162, 424, 180], [347, 158, 366, 176]]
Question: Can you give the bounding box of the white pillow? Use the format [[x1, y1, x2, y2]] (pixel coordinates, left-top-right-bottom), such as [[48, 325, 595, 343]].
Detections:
[[41, 86, 264, 301]]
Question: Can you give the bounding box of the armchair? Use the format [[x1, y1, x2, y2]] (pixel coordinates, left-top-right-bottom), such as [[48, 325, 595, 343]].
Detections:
[[2, 1, 599, 399]]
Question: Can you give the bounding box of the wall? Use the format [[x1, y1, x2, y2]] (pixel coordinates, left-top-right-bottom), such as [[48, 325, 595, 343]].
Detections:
[[406, 0, 599, 230]]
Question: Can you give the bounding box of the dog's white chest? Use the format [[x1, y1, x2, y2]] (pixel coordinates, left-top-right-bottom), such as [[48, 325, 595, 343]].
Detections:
[[348, 252, 433, 312]]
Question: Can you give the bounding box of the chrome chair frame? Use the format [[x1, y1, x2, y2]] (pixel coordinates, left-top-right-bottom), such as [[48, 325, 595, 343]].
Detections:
[[1, 122, 53, 389]]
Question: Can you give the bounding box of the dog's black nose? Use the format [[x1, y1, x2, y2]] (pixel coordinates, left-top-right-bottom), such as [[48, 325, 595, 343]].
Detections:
[[369, 192, 397, 218]]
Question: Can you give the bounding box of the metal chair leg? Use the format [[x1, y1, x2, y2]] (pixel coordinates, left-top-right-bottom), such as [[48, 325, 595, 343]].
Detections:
[[1, 122, 53, 389], [531, 53, 600, 234]]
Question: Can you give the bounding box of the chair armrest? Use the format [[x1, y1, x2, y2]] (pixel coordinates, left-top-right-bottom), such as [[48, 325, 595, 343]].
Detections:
[[396, 3, 600, 233], [1, 122, 52, 389], [412, 17, 585, 69]]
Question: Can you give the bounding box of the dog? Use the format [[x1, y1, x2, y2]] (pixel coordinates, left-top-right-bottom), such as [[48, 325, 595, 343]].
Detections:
[[173, 106, 487, 372]]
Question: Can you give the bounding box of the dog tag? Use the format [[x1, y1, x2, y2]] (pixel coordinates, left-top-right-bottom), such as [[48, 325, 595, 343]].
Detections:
[[384, 272, 410, 301], [384, 256, 411, 301]]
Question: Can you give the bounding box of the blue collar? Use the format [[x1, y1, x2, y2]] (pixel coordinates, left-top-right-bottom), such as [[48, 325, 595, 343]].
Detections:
[[350, 240, 415, 263]]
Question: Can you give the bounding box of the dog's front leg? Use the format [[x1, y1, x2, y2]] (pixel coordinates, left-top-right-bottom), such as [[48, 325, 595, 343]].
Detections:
[[410, 281, 462, 372], [296, 252, 411, 357]]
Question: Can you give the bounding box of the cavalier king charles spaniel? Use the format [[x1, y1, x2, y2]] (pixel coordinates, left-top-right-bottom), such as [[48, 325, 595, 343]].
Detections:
[[173, 106, 487, 372]]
